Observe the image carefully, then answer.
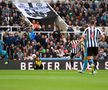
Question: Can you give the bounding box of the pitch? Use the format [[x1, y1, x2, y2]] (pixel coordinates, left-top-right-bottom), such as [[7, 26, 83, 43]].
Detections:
[[0, 70, 108, 90]]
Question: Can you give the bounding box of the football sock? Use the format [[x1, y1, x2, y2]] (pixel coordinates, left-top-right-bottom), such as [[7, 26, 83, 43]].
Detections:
[[94, 60, 97, 71], [71, 60, 73, 69], [82, 60, 88, 72], [89, 59, 94, 65]]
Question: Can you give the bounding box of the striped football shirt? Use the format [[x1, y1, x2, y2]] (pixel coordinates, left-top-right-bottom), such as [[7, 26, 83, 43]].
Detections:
[[71, 40, 80, 54], [83, 26, 103, 48]]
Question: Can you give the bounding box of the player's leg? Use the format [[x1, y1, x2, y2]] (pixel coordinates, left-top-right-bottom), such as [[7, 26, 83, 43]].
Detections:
[[88, 56, 94, 69], [88, 57, 94, 73], [89, 47, 98, 74], [79, 46, 88, 73], [80, 52, 88, 73], [80, 57, 94, 73], [82, 52, 88, 72], [88, 57, 94, 65], [92, 47, 99, 74], [87, 47, 95, 74], [92, 57, 97, 74], [70, 53, 76, 69], [90, 56, 97, 75], [82, 60, 88, 72], [94, 47, 98, 69]]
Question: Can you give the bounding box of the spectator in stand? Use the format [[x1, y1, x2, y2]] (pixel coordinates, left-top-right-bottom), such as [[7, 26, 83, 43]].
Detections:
[[0, 0, 6, 8], [47, 24, 53, 31], [32, 20, 37, 30], [45, 49, 51, 57], [35, 42, 41, 51], [20, 33, 28, 47], [28, 27, 36, 41], [12, 13, 19, 25], [13, 49, 18, 60], [40, 24, 46, 31], [39, 35, 47, 49], [17, 48, 24, 60], [91, 1, 97, 11], [39, 46, 46, 57], [14, 32, 21, 46], [31, 41, 37, 53], [53, 26, 61, 42], [5, 32, 14, 46], [99, 38, 108, 50], [8, 0, 12, 9], [97, 47, 107, 60], [67, 21, 74, 31], [32, 20, 41, 30], [8, 44, 15, 59]]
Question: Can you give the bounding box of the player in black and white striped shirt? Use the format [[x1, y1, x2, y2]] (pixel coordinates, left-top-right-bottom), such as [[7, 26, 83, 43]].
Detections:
[[80, 20, 104, 74], [70, 38, 80, 68], [71, 40, 79, 55]]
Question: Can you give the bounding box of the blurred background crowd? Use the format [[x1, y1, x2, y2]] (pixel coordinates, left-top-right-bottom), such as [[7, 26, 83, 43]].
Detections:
[[51, 0, 108, 26], [0, 0, 108, 60]]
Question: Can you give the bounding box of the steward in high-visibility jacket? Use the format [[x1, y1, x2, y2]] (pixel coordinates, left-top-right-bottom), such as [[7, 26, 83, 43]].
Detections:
[[33, 56, 43, 70]]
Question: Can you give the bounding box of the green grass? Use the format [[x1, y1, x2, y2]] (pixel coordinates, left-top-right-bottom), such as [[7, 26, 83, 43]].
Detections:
[[0, 70, 108, 90]]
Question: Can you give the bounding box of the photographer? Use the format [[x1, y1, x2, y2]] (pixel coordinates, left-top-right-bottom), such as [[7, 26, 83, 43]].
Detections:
[[33, 54, 43, 70]]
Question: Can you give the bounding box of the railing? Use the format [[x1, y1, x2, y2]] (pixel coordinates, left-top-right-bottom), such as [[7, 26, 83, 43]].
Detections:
[[0, 26, 21, 32], [0, 26, 107, 35], [0, 26, 81, 33]]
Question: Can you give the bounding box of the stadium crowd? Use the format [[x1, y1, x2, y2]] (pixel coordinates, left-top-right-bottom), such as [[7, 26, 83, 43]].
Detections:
[[2, 27, 71, 60], [0, 0, 29, 30], [51, 0, 108, 26], [0, 0, 108, 60], [1, 25, 108, 60]]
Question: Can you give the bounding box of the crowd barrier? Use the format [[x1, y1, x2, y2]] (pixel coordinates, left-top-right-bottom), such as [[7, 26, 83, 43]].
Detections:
[[0, 26, 107, 33]]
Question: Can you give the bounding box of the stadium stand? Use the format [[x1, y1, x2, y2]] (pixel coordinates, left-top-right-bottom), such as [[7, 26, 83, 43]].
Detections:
[[0, 0, 108, 60], [51, 0, 108, 26]]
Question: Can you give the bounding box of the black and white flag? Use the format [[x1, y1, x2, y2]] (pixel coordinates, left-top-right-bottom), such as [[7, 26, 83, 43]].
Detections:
[[14, 2, 57, 19]]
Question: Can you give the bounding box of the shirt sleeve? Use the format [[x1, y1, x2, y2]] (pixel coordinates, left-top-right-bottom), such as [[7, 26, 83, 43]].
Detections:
[[98, 28, 104, 36], [82, 28, 88, 38]]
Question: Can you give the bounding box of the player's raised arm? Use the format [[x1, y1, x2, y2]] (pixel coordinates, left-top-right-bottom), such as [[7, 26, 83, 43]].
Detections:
[[79, 28, 88, 44], [98, 28, 105, 42]]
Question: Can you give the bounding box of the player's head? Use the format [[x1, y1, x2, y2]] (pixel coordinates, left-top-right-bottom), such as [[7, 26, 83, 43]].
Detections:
[[90, 20, 95, 26], [72, 35, 77, 40]]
